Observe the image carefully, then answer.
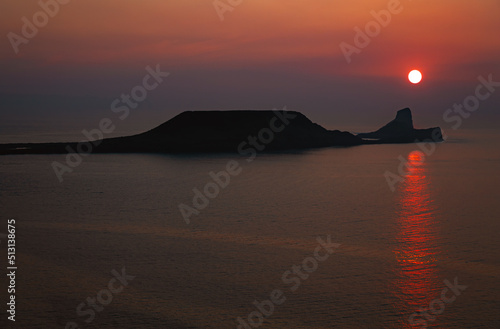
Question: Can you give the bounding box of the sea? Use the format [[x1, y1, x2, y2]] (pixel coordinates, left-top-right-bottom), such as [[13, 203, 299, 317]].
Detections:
[[0, 128, 499, 328]]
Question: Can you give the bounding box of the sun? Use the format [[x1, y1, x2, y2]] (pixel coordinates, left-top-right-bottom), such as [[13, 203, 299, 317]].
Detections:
[[408, 70, 423, 84]]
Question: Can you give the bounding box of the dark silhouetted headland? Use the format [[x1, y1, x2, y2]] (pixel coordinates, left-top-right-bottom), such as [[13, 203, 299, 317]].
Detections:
[[0, 108, 442, 155], [0, 110, 361, 155]]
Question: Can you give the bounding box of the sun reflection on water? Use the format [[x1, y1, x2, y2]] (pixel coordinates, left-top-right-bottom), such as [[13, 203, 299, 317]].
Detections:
[[393, 151, 444, 327]]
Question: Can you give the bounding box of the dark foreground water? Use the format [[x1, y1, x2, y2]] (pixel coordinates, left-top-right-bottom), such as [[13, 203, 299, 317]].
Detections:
[[0, 130, 499, 328]]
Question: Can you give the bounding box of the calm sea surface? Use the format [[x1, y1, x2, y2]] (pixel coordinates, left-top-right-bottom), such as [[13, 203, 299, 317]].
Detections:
[[0, 129, 499, 328]]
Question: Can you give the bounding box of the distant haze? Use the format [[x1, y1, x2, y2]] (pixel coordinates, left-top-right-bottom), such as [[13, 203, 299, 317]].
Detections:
[[1, 0, 499, 142]]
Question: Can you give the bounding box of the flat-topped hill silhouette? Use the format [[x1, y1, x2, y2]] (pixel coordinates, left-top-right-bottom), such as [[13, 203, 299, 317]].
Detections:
[[134, 110, 362, 151], [0, 108, 442, 155], [0, 110, 361, 155], [357, 108, 443, 143]]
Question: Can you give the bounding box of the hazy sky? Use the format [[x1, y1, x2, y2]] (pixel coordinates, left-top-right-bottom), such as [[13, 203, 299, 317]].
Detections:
[[1, 0, 499, 139]]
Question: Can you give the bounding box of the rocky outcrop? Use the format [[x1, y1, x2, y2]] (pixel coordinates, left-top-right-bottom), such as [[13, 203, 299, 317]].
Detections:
[[357, 108, 443, 143]]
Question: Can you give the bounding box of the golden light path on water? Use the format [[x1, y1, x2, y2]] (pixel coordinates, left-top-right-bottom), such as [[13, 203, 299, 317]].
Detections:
[[392, 151, 443, 328]]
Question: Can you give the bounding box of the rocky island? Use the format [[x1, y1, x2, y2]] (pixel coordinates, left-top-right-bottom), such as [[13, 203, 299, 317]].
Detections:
[[357, 108, 443, 143], [0, 108, 442, 156]]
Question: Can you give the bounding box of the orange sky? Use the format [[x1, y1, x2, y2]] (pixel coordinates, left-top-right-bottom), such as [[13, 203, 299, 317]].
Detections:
[[1, 0, 499, 131]]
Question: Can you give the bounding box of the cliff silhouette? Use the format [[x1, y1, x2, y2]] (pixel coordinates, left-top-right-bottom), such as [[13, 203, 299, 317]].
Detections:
[[357, 108, 443, 143], [0, 108, 442, 155]]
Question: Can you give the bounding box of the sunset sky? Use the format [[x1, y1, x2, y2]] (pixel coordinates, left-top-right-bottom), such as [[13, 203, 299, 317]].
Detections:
[[1, 0, 499, 139]]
